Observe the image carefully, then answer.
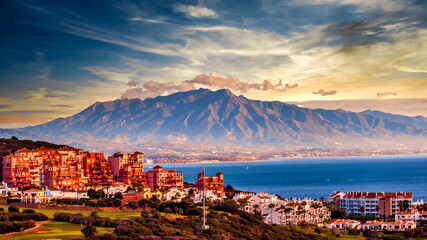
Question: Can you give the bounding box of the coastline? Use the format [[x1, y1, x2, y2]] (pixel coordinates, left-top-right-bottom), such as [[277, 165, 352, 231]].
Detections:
[[148, 152, 427, 166]]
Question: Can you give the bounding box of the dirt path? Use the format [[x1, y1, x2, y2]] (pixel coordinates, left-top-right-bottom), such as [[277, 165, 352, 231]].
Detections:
[[0, 220, 50, 238]]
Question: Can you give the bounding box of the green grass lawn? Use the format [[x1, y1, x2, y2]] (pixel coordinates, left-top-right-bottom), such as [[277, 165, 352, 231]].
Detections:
[[0, 204, 141, 219], [0, 221, 114, 240]]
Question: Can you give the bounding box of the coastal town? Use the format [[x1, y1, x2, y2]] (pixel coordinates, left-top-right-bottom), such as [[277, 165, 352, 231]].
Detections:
[[0, 146, 426, 238]]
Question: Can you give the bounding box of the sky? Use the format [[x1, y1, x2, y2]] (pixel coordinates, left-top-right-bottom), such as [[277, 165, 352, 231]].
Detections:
[[1, 0, 427, 128]]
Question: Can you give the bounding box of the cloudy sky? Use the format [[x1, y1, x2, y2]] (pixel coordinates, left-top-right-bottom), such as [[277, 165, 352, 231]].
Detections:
[[1, 0, 426, 128]]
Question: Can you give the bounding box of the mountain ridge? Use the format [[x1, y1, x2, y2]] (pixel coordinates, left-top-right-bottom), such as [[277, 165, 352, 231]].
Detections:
[[0, 88, 426, 152]]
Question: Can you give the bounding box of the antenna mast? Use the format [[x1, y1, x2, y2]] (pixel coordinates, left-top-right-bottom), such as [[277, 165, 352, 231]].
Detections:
[[201, 166, 209, 230]]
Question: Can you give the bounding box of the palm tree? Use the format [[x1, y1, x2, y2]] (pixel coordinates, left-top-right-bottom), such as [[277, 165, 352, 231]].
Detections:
[[238, 198, 249, 211], [253, 204, 260, 214], [360, 206, 366, 215]]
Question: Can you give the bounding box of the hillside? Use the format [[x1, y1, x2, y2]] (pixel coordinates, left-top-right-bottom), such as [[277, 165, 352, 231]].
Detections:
[[0, 88, 426, 152], [0, 137, 72, 158]]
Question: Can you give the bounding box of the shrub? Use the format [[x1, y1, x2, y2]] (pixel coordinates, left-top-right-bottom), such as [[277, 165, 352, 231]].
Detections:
[[0, 220, 35, 234], [100, 233, 118, 240], [81, 225, 97, 238], [404, 228, 423, 238], [22, 209, 36, 214], [314, 227, 322, 234], [8, 206, 20, 213], [141, 210, 150, 218], [363, 229, 383, 239], [383, 235, 406, 240]]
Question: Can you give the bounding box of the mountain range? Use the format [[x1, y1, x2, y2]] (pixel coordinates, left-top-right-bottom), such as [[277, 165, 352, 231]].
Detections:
[[1, 88, 426, 152]]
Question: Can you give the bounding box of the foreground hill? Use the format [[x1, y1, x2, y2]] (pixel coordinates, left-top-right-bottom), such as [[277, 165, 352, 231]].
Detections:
[[0, 88, 426, 151]]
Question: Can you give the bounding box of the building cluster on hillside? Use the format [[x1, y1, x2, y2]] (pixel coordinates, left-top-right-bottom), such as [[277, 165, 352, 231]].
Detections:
[[1, 147, 225, 204], [233, 192, 330, 225], [326, 191, 426, 230], [1, 147, 426, 232], [329, 191, 424, 217]]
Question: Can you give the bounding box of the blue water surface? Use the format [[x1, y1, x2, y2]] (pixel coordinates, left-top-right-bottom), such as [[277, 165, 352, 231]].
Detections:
[[147, 155, 427, 201]]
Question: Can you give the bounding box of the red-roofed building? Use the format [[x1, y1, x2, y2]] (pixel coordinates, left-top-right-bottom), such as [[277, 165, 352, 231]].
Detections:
[[83, 152, 114, 184], [108, 152, 144, 184], [326, 219, 361, 229], [195, 172, 224, 194], [146, 165, 183, 191]]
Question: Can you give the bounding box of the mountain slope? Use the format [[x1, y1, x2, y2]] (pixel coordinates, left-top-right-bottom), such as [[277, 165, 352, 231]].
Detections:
[[1, 88, 426, 151], [360, 110, 427, 129]]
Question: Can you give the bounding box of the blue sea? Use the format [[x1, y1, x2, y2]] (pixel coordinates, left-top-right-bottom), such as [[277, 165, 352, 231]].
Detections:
[[147, 155, 427, 201]]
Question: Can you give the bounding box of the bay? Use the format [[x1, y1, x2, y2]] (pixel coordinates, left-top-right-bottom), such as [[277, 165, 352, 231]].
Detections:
[[147, 154, 427, 201]]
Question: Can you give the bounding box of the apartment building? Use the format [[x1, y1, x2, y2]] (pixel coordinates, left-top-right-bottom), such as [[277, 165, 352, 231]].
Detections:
[[332, 191, 414, 216], [108, 152, 144, 184], [146, 165, 183, 191], [83, 152, 114, 184], [2, 147, 114, 191], [195, 171, 224, 194]]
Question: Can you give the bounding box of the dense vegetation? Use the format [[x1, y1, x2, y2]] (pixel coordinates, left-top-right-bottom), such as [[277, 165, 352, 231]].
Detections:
[[52, 197, 330, 240], [0, 220, 35, 234], [0, 206, 48, 234]]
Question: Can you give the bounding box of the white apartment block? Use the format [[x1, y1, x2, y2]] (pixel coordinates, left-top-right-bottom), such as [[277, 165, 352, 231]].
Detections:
[[334, 191, 415, 215]]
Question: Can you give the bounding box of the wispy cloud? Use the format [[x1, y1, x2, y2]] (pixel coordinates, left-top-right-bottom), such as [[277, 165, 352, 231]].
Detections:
[[50, 104, 71, 108], [313, 89, 337, 96], [377, 91, 398, 97], [173, 5, 219, 19], [0, 110, 55, 116], [130, 17, 168, 24], [27, 88, 49, 101]]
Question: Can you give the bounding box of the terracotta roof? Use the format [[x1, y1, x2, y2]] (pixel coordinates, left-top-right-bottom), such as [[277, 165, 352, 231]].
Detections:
[[327, 219, 340, 224], [396, 211, 415, 215], [364, 221, 383, 225], [25, 188, 42, 192]]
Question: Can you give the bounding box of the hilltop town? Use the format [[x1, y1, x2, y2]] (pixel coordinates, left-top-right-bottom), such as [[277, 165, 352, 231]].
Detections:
[[0, 145, 426, 239]]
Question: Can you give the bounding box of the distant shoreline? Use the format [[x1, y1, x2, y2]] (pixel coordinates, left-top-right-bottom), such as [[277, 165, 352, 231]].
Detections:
[[148, 152, 427, 166]]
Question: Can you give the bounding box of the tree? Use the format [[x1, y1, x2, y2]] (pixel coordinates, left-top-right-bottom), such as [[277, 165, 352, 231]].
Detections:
[[113, 199, 122, 207], [253, 204, 260, 214], [399, 200, 410, 212], [177, 208, 184, 215], [128, 202, 138, 210], [331, 208, 347, 219], [360, 206, 366, 215], [81, 225, 97, 238], [114, 192, 123, 200], [188, 188, 195, 198], [164, 207, 172, 217], [141, 210, 150, 218], [238, 198, 249, 211]]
